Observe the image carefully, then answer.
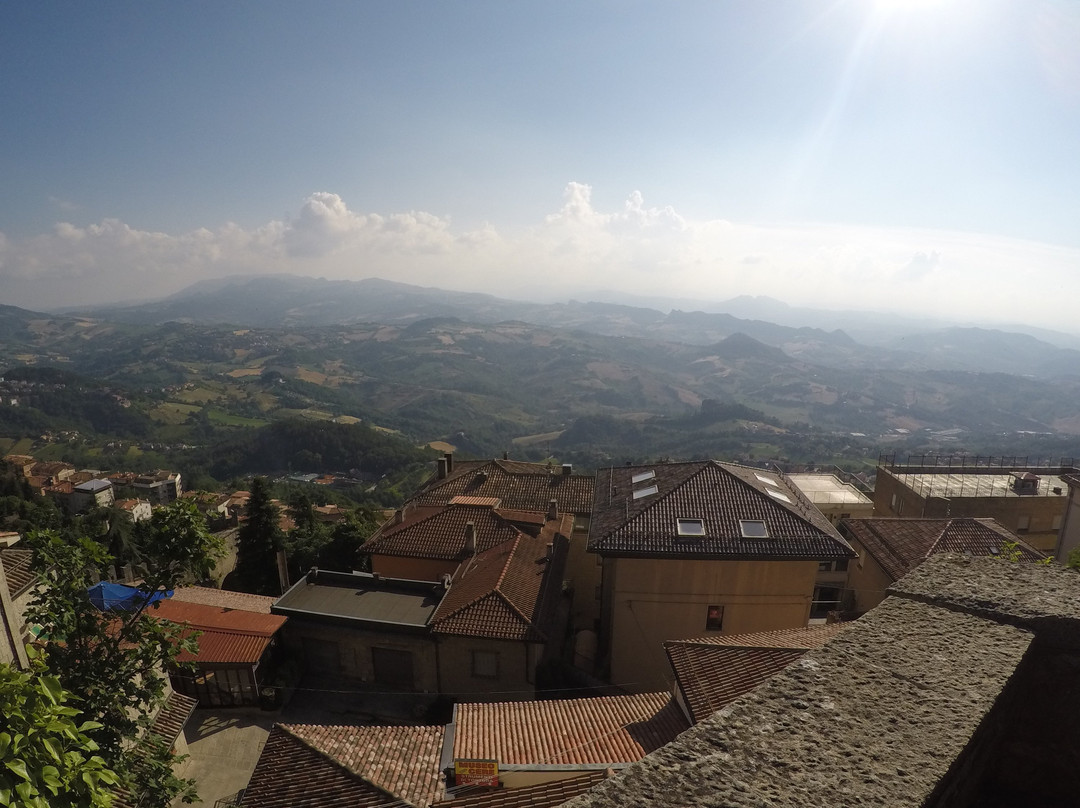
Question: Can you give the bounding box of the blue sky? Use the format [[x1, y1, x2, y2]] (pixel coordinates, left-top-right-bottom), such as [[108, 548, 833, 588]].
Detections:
[[2, 1, 1078, 329]]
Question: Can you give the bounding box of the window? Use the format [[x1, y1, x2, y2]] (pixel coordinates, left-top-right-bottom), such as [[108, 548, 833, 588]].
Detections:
[[755, 473, 779, 487], [676, 518, 705, 537], [818, 560, 833, 572], [739, 520, 768, 538], [472, 650, 499, 679], [766, 489, 792, 504], [706, 605, 724, 631], [631, 470, 656, 484], [1017, 515, 1030, 533], [632, 484, 659, 500], [1053, 514, 1063, 530]]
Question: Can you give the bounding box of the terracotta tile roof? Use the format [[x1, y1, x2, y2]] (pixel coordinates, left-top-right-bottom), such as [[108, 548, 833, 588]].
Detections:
[[453, 692, 688, 767], [170, 585, 276, 614], [589, 461, 854, 560], [431, 530, 566, 642], [151, 598, 287, 664], [840, 517, 1044, 582], [0, 547, 34, 596], [149, 690, 197, 747], [415, 459, 594, 515], [364, 503, 529, 561], [242, 724, 446, 808], [665, 623, 848, 723], [434, 771, 608, 808]]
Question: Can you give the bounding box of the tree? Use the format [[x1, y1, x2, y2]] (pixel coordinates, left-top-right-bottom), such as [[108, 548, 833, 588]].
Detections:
[[0, 647, 119, 808], [25, 500, 223, 807], [230, 476, 284, 595]]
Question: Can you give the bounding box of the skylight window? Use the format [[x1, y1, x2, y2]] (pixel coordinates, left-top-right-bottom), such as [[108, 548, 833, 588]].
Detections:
[[631, 470, 656, 484], [632, 484, 659, 500], [676, 518, 705, 537], [766, 489, 792, 504], [755, 473, 780, 487], [739, 520, 769, 538]]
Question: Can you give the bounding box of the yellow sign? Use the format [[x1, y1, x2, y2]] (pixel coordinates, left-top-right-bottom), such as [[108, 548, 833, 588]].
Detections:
[[454, 758, 499, 787]]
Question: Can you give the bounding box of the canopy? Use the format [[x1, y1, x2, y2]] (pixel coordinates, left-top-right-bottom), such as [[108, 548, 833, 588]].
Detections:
[[87, 581, 173, 611]]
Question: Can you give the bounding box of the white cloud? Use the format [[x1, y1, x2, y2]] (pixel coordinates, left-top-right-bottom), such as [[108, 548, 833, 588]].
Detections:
[[1, 185, 1078, 333]]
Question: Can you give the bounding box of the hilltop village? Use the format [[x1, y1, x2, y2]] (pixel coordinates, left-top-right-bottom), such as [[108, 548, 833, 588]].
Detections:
[[1, 450, 1079, 807]]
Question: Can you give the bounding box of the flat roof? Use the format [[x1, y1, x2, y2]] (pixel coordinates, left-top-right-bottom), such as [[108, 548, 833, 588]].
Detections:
[[890, 471, 1069, 499], [273, 571, 444, 629], [787, 473, 872, 506]]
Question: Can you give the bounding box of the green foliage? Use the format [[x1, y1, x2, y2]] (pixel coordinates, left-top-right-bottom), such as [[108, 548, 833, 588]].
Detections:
[[1066, 546, 1080, 571], [0, 647, 119, 808], [229, 477, 284, 595], [25, 500, 222, 806]]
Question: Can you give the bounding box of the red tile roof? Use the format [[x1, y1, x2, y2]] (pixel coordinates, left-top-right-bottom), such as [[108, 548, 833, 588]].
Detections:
[[434, 771, 608, 808], [840, 517, 1044, 581], [431, 530, 565, 642], [415, 459, 594, 515], [151, 598, 286, 664], [452, 692, 688, 766], [364, 503, 530, 561], [149, 690, 197, 747], [665, 624, 848, 723], [241, 724, 446, 808], [590, 461, 854, 560]]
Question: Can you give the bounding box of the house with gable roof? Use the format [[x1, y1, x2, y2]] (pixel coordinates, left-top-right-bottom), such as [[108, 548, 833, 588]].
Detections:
[[589, 460, 855, 692], [839, 516, 1044, 612]]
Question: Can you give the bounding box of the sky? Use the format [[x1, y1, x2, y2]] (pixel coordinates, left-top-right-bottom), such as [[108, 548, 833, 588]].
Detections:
[[1, 0, 1079, 330]]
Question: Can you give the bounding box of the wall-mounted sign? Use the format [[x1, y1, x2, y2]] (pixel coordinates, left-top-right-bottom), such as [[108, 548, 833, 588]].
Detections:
[[454, 758, 498, 787]]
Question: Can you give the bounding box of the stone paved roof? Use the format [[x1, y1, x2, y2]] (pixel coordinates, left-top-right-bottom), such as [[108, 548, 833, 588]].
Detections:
[[561, 595, 1033, 808], [0, 547, 34, 596], [241, 724, 444, 808], [434, 772, 608, 808], [431, 530, 567, 642], [841, 517, 1044, 581], [665, 623, 848, 723], [452, 692, 688, 767], [589, 461, 853, 559], [414, 459, 594, 514]]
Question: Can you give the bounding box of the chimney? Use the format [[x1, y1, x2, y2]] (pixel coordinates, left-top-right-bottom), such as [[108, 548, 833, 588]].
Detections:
[[562, 464, 573, 476], [548, 499, 558, 521], [465, 522, 477, 556], [437, 457, 447, 479], [545, 542, 554, 561], [394, 508, 403, 525], [307, 566, 318, 584], [444, 452, 454, 475], [503, 451, 509, 460]]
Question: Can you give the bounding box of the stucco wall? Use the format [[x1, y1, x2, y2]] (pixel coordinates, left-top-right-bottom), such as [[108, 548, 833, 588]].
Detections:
[[436, 635, 535, 701], [369, 554, 456, 582], [605, 557, 816, 692], [844, 536, 897, 613]]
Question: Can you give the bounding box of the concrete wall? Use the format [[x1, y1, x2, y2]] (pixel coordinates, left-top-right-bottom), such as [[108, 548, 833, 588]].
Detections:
[[604, 557, 816, 692]]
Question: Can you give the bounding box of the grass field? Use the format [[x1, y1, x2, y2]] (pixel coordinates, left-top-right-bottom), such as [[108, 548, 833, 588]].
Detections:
[[206, 410, 269, 427]]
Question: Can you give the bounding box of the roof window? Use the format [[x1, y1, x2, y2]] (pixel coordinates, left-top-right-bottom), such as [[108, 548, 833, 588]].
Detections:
[[632, 470, 656, 484], [676, 518, 705, 537], [766, 489, 792, 504], [632, 484, 659, 500], [755, 473, 780, 487], [739, 520, 769, 538]]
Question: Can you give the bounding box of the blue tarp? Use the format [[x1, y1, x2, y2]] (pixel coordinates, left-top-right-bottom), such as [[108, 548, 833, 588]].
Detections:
[[87, 581, 173, 611]]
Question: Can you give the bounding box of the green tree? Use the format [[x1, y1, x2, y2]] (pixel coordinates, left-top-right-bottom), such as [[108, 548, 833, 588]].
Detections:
[[25, 500, 223, 807], [0, 647, 119, 808], [230, 476, 284, 595]]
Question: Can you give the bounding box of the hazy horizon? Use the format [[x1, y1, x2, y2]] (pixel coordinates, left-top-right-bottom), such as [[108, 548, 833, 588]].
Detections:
[[3, 2, 1078, 330]]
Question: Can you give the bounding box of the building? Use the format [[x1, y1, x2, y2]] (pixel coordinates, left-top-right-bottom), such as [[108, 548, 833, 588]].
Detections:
[[151, 597, 288, 707], [589, 461, 855, 692], [872, 455, 1071, 553], [114, 498, 153, 523], [70, 478, 115, 512], [0, 545, 34, 667], [274, 528, 568, 702], [839, 516, 1044, 612], [787, 471, 874, 526], [132, 470, 183, 504], [561, 555, 1080, 808]]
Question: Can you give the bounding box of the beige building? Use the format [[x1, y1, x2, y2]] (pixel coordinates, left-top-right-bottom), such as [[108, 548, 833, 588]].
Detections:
[[839, 516, 1043, 612], [872, 456, 1071, 553], [589, 461, 855, 692]]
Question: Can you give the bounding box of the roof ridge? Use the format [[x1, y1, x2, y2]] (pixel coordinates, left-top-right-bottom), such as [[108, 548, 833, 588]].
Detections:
[[434, 535, 526, 626]]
